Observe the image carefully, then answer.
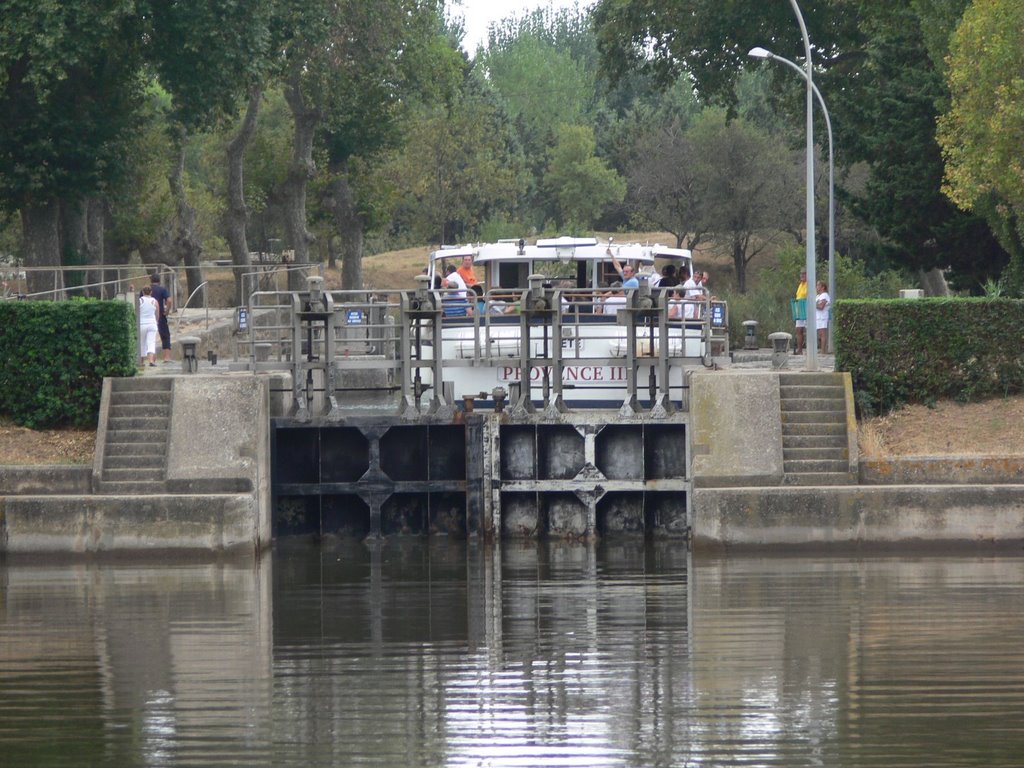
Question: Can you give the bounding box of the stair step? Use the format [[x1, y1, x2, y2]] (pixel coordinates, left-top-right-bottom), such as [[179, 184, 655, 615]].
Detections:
[[783, 458, 851, 474], [782, 434, 848, 449], [110, 378, 173, 393], [779, 384, 844, 400], [780, 397, 846, 412], [103, 455, 164, 471], [105, 429, 169, 444], [103, 467, 164, 482], [95, 480, 167, 495], [782, 472, 858, 486], [107, 416, 170, 431], [783, 446, 848, 462], [110, 391, 172, 407], [109, 403, 171, 419], [782, 422, 847, 436], [781, 410, 845, 424], [104, 442, 166, 457], [779, 372, 841, 387]]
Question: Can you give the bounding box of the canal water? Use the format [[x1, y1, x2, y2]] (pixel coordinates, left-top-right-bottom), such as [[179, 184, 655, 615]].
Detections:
[[2, 542, 1023, 767]]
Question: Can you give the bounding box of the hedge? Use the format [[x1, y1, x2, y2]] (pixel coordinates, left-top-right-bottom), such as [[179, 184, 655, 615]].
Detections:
[[834, 297, 1024, 415], [0, 300, 137, 428]]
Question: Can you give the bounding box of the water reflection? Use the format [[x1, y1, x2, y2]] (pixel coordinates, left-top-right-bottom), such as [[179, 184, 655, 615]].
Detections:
[[1, 545, 1023, 766]]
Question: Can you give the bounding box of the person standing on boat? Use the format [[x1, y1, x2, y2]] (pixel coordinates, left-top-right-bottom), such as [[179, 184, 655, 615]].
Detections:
[[456, 254, 478, 287], [680, 267, 701, 320], [607, 248, 640, 289]]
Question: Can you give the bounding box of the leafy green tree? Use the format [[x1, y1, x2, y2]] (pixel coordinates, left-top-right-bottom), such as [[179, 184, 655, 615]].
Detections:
[[145, 0, 275, 295], [384, 87, 525, 245], [0, 2, 145, 290], [592, 0, 1007, 288], [938, 0, 1024, 294], [689, 109, 801, 293], [544, 124, 625, 232]]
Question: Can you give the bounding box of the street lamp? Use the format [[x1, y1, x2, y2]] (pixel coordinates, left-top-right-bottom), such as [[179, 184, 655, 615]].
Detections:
[[748, 45, 835, 354], [764, 0, 816, 370]]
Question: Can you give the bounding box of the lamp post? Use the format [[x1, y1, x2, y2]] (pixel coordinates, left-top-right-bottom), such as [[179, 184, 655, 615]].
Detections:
[[769, 0, 816, 370], [748, 45, 834, 354]]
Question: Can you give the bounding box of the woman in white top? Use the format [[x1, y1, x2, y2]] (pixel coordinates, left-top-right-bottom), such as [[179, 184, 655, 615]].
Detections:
[[139, 285, 159, 367], [815, 280, 831, 354]]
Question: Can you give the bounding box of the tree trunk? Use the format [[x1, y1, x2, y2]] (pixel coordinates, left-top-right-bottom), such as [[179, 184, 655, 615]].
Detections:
[[281, 75, 319, 291], [168, 131, 203, 298], [327, 234, 339, 271], [733, 237, 747, 294], [60, 198, 89, 297], [324, 167, 364, 290], [225, 89, 261, 305], [85, 197, 107, 297], [20, 199, 63, 298], [918, 267, 950, 297]]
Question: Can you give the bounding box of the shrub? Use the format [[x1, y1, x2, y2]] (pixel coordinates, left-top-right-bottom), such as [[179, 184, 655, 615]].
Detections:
[[0, 299, 137, 428], [835, 297, 1024, 415]]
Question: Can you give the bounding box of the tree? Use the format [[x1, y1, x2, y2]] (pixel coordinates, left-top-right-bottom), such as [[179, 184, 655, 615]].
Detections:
[[544, 124, 625, 231], [0, 2, 145, 291], [689, 109, 801, 293], [145, 0, 275, 296], [592, 1, 1007, 288], [938, 0, 1024, 293], [384, 87, 525, 245]]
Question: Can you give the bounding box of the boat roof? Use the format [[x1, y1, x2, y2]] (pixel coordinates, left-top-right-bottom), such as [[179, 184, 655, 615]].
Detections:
[[427, 238, 692, 265]]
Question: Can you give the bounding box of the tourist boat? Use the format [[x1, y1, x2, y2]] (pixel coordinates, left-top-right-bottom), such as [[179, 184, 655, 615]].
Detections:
[[415, 236, 728, 408]]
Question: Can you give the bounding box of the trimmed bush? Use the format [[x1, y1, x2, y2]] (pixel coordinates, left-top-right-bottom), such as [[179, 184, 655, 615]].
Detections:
[[835, 297, 1024, 415], [0, 300, 137, 428]]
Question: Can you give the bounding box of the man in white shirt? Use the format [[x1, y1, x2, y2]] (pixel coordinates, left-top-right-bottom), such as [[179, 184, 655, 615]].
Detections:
[[680, 267, 701, 320]]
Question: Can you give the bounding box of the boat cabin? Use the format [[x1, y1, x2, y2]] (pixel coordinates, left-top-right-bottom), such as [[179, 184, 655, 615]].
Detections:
[[425, 237, 694, 295]]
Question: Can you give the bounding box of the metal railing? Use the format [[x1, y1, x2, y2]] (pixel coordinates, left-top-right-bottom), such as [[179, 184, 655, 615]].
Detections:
[[235, 279, 727, 419]]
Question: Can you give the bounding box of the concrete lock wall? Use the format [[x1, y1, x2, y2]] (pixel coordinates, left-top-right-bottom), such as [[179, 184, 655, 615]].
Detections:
[[691, 485, 1024, 550], [1, 375, 271, 555], [689, 371, 784, 487]]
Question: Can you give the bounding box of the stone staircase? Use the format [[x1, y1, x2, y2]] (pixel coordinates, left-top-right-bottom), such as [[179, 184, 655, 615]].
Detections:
[[95, 378, 172, 494], [779, 372, 856, 486]]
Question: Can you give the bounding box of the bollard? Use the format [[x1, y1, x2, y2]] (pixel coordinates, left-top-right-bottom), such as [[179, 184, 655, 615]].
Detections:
[[742, 320, 758, 350], [768, 332, 792, 370], [179, 336, 201, 374]]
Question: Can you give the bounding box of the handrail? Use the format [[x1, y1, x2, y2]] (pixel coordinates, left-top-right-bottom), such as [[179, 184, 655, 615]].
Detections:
[[175, 281, 209, 332]]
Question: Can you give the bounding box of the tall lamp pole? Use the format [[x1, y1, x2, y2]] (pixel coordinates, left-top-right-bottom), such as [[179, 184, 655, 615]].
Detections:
[[783, 0, 817, 370], [747, 46, 834, 354]]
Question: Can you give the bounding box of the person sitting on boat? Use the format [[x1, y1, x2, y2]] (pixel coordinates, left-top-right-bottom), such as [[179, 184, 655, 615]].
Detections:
[[607, 247, 639, 289], [658, 264, 679, 288], [600, 281, 626, 315], [668, 286, 685, 319], [456, 254, 478, 287]]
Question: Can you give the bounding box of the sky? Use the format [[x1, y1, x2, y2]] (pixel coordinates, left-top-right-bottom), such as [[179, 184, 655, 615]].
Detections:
[[453, 0, 593, 52]]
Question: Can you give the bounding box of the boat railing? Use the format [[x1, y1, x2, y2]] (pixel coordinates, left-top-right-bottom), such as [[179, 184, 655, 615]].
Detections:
[[237, 278, 728, 418]]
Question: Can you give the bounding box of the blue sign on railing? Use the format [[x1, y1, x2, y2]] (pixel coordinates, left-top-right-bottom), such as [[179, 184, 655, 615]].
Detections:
[[236, 306, 249, 332], [346, 309, 363, 325], [710, 303, 725, 328]]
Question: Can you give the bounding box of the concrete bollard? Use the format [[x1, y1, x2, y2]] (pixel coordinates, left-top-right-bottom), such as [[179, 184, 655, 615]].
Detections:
[[179, 336, 201, 374], [768, 332, 792, 369], [742, 320, 758, 350]]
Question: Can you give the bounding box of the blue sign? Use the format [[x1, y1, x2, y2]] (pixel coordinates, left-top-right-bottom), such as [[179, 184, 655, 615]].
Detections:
[[710, 304, 725, 328], [236, 306, 249, 332], [346, 309, 364, 325]]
